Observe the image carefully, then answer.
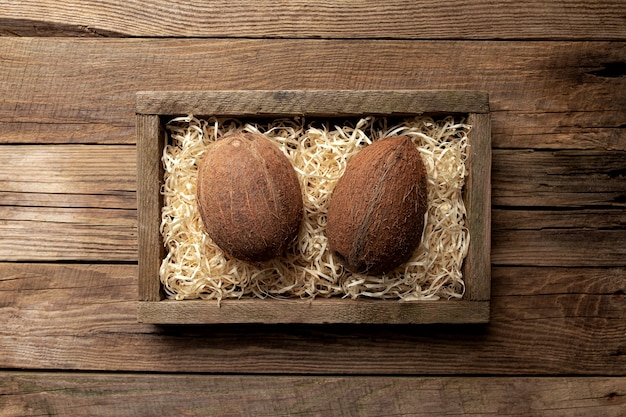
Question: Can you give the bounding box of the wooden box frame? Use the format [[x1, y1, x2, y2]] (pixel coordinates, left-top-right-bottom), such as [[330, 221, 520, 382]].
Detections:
[[136, 90, 491, 324]]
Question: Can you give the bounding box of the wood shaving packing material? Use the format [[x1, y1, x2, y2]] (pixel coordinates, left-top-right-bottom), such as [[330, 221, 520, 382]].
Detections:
[[160, 116, 470, 302]]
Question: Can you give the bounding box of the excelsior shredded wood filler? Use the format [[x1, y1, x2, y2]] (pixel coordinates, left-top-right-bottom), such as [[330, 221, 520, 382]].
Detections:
[[161, 116, 470, 302]]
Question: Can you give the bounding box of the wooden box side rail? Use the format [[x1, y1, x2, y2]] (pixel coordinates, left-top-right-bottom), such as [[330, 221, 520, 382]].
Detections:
[[137, 114, 164, 302], [136, 90, 491, 324], [136, 90, 490, 116], [138, 299, 490, 324], [464, 112, 491, 301]]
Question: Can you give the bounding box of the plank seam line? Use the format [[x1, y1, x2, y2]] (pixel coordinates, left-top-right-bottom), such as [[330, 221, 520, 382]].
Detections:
[[6, 34, 626, 42], [2, 369, 626, 378]]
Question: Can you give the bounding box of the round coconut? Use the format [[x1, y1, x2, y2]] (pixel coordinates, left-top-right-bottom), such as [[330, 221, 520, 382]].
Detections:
[[197, 132, 303, 262]]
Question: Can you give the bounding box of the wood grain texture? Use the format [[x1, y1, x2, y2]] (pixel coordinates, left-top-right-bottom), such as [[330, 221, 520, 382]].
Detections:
[[4, 206, 620, 265], [491, 209, 626, 267], [492, 266, 626, 296], [137, 115, 163, 301], [0, 39, 624, 150], [3, 146, 624, 263], [0, 145, 136, 209], [137, 90, 489, 115], [0, 1, 625, 40], [0, 38, 626, 129], [0, 145, 137, 261], [493, 232, 626, 267], [138, 299, 490, 324], [0, 263, 624, 374], [0, 206, 136, 262], [1, 372, 625, 417], [0, 1, 623, 411], [493, 209, 626, 231], [464, 113, 491, 301], [493, 150, 626, 207], [0, 121, 133, 145]]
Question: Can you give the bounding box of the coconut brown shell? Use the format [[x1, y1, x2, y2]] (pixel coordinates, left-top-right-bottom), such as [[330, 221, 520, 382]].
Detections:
[[326, 136, 428, 275], [196, 132, 303, 262]]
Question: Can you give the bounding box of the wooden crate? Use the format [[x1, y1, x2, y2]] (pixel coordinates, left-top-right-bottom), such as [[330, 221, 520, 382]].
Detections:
[[136, 90, 491, 324]]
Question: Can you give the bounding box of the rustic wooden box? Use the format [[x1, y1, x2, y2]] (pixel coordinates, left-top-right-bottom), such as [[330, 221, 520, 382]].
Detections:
[[136, 90, 491, 324]]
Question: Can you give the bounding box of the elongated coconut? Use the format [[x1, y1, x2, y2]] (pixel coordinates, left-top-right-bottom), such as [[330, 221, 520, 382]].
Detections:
[[326, 136, 428, 275]]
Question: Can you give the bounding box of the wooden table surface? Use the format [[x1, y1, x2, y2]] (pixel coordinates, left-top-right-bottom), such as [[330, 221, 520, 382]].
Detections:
[[1, 2, 625, 415]]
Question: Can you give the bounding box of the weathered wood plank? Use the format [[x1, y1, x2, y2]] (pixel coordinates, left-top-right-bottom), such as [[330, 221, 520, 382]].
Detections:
[[1, 372, 625, 417], [136, 90, 489, 115], [5, 206, 620, 264], [0, 121, 133, 145], [0, 190, 132, 210], [0, 206, 136, 261], [1, 145, 624, 263], [493, 112, 626, 150], [0, 145, 135, 209], [3, 148, 623, 213], [0, 1, 624, 39], [493, 149, 626, 207], [464, 112, 491, 301], [4, 118, 622, 150], [0, 39, 623, 151], [7, 143, 618, 222], [0, 263, 623, 374], [137, 299, 490, 325], [493, 209, 626, 231], [136, 115, 163, 301], [0, 145, 137, 261], [493, 229, 626, 267], [4, 120, 623, 151], [492, 266, 626, 296], [491, 208, 626, 267]]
